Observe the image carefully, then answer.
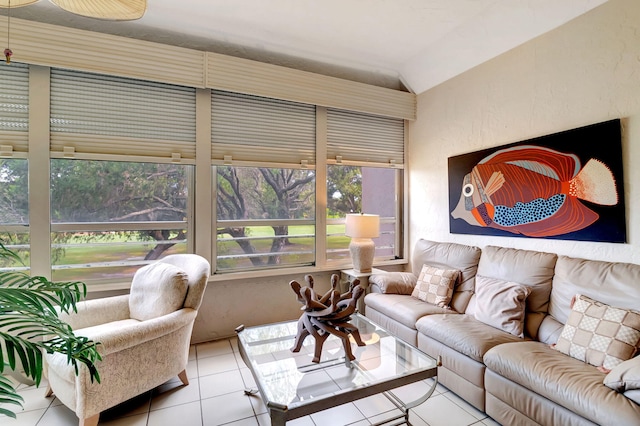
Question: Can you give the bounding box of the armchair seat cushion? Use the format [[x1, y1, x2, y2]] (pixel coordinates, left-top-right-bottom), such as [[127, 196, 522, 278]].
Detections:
[[129, 262, 189, 321]]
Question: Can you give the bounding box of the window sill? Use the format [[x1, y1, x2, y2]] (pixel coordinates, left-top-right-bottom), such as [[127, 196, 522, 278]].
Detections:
[[85, 258, 408, 292], [209, 258, 407, 282]]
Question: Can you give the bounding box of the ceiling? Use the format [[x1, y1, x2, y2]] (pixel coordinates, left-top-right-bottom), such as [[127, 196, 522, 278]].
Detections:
[[1, 0, 608, 94]]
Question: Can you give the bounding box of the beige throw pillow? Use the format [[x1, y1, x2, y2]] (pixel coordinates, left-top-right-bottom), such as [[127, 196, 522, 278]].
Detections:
[[474, 275, 531, 338], [129, 262, 189, 321], [603, 356, 640, 392], [553, 294, 640, 370], [410, 265, 459, 308]]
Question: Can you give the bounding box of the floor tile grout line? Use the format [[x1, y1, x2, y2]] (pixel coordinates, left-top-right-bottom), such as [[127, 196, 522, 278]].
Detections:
[[12, 337, 493, 426]]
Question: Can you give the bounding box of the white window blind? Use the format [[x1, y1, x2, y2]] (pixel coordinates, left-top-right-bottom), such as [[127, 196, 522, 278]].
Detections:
[[327, 108, 404, 166], [211, 90, 316, 166], [50, 69, 196, 161], [0, 62, 29, 154]]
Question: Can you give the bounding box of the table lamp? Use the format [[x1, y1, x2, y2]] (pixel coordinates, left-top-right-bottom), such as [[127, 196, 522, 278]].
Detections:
[[345, 213, 380, 273]]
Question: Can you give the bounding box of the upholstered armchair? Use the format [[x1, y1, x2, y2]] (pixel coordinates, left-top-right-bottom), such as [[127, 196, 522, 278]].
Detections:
[[44, 254, 210, 426]]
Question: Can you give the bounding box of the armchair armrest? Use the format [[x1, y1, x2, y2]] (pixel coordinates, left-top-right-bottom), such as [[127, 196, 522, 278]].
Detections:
[[369, 272, 417, 295], [76, 308, 197, 356], [58, 295, 130, 330]]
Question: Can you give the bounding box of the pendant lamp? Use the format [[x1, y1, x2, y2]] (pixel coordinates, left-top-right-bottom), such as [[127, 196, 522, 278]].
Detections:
[[0, 0, 147, 21]]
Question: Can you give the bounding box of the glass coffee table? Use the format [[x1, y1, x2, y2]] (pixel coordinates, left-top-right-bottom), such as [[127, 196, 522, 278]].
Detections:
[[236, 313, 440, 425]]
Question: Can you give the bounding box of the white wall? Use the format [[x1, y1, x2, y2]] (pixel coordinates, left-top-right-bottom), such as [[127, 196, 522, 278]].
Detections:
[[409, 0, 640, 265]]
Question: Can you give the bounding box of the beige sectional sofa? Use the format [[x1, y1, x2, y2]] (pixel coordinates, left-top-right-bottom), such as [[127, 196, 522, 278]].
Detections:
[[364, 239, 640, 425]]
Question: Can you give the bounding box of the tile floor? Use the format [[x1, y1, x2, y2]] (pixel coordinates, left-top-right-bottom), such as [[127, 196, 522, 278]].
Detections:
[[3, 338, 501, 426]]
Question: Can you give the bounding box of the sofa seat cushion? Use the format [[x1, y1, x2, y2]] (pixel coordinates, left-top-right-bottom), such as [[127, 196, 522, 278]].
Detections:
[[364, 293, 450, 330], [484, 341, 640, 425], [415, 314, 522, 363]]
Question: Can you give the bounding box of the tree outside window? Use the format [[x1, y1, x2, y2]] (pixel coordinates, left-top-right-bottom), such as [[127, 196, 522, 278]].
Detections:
[[49, 159, 191, 281], [216, 166, 315, 271]]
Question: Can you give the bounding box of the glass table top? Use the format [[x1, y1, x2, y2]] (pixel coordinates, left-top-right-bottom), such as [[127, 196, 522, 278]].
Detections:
[[236, 314, 438, 410]]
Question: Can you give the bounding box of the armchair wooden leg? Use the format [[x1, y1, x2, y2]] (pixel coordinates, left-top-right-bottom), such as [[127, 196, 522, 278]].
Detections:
[[178, 369, 189, 385], [80, 413, 99, 426], [44, 385, 54, 398]]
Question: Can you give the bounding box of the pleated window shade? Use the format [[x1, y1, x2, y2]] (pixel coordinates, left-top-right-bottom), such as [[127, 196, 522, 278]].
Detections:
[[327, 108, 404, 166], [0, 62, 29, 154], [50, 69, 196, 161], [211, 90, 316, 166]]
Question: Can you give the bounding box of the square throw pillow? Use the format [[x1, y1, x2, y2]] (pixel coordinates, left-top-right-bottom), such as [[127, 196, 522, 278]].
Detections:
[[129, 262, 189, 321], [553, 294, 640, 371], [410, 265, 459, 308], [473, 275, 531, 338]]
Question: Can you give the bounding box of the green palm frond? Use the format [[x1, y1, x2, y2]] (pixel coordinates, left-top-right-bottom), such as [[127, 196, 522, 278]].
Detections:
[[1, 242, 101, 418], [0, 374, 24, 418]]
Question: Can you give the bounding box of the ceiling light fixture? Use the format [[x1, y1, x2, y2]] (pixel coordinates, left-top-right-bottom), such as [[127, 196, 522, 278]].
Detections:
[[0, 0, 147, 21], [1, 0, 146, 63]]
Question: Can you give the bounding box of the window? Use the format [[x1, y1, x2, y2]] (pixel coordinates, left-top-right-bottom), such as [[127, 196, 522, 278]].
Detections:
[[0, 159, 29, 270], [326, 165, 399, 262], [212, 91, 317, 273], [216, 166, 315, 272], [326, 108, 405, 264], [0, 62, 29, 269], [47, 68, 196, 282], [50, 159, 192, 282], [5, 64, 405, 285]]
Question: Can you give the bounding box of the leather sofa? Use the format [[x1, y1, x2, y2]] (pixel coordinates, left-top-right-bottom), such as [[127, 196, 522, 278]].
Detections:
[[364, 239, 640, 425]]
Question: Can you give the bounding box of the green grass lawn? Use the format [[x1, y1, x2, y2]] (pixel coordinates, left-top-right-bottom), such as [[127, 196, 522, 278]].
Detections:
[[49, 224, 350, 280]]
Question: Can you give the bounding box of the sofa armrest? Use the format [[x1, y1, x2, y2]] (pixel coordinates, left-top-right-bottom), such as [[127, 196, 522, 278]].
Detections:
[[58, 295, 130, 330], [77, 308, 197, 356], [369, 272, 417, 295]]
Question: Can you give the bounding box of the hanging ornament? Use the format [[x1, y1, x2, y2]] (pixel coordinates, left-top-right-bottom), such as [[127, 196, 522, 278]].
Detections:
[[4, 0, 11, 63]]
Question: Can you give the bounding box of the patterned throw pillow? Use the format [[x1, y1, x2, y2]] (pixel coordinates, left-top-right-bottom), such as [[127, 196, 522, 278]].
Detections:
[[553, 294, 640, 370], [410, 265, 459, 308]]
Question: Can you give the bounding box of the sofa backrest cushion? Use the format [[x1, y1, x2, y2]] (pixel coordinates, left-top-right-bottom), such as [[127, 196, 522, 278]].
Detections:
[[474, 245, 557, 339], [129, 262, 189, 321], [411, 239, 481, 314], [549, 255, 640, 325]]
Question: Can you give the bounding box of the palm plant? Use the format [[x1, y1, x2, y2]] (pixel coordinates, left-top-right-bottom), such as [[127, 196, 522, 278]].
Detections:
[[0, 242, 101, 419]]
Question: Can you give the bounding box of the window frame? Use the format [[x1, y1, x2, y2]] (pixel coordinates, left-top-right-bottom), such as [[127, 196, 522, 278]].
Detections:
[[2, 64, 407, 289]]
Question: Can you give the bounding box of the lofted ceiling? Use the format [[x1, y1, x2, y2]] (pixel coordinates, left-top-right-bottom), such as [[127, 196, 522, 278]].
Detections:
[[1, 0, 608, 94]]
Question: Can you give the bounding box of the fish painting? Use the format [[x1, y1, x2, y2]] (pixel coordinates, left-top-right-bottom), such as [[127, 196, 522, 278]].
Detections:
[[450, 145, 618, 238]]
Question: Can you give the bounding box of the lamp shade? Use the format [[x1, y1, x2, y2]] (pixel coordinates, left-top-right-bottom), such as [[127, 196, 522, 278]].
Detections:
[[345, 213, 380, 239], [0, 1, 39, 7], [50, 0, 147, 20]]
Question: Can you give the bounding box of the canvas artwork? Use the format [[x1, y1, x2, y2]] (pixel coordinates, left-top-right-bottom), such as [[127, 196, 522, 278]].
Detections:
[[448, 119, 626, 243]]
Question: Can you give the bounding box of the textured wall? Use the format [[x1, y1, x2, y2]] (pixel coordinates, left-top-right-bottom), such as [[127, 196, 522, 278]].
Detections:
[[409, 0, 640, 265], [191, 271, 336, 343]]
